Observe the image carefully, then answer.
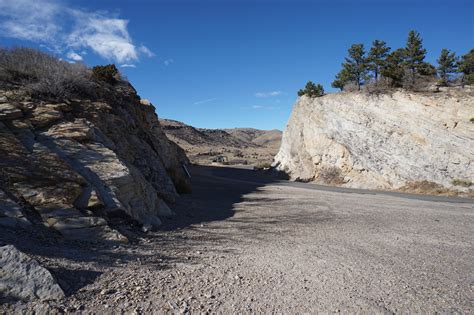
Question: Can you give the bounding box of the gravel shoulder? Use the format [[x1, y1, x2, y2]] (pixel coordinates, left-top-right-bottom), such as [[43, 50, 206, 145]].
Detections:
[[2, 165, 473, 313]]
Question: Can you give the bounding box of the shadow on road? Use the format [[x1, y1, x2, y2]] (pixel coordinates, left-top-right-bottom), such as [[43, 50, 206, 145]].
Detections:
[[160, 164, 280, 231]]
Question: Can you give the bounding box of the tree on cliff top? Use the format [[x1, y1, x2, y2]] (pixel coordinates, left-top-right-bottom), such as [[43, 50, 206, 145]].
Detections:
[[298, 81, 324, 97], [367, 40, 391, 82], [458, 49, 474, 85], [437, 49, 458, 86], [336, 44, 368, 91], [331, 68, 351, 91], [380, 48, 406, 87], [404, 30, 431, 81]]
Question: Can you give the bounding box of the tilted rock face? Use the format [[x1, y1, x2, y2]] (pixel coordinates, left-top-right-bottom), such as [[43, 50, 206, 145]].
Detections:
[[0, 245, 65, 302], [0, 82, 191, 242], [274, 88, 474, 191]]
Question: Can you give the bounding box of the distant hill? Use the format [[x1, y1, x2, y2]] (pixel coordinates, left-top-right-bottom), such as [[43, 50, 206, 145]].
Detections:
[[160, 119, 282, 166]]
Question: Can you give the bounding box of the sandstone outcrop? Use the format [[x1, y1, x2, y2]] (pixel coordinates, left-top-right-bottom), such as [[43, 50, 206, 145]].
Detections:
[[0, 82, 191, 242], [274, 88, 474, 193]]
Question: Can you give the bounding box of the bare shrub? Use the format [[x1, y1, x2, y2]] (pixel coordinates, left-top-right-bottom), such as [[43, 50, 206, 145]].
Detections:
[[318, 166, 345, 185], [451, 179, 473, 187], [0, 47, 96, 99], [92, 64, 120, 84], [342, 82, 359, 92], [401, 69, 437, 92], [364, 77, 393, 94], [398, 180, 456, 196]]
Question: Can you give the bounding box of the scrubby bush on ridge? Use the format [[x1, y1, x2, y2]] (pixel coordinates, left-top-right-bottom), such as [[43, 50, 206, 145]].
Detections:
[[0, 47, 126, 100], [92, 64, 120, 84]]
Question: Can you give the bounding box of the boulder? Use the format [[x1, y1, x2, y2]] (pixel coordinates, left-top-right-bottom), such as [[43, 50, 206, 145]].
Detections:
[[0, 245, 65, 302]]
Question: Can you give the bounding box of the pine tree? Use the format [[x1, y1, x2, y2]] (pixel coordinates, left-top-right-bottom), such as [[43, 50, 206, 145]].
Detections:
[[404, 30, 427, 81], [367, 40, 390, 82], [331, 68, 351, 91], [437, 49, 458, 85], [458, 49, 474, 85], [381, 48, 406, 87], [342, 44, 368, 90], [298, 81, 324, 97]]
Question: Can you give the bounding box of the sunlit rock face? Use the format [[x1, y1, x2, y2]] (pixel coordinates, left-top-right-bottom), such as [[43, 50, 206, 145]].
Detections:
[[0, 82, 191, 242], [274, 88, 474, 192]]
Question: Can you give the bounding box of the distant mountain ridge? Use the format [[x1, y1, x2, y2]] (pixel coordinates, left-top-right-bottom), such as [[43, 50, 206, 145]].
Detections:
[[160, 119, 282, 166]]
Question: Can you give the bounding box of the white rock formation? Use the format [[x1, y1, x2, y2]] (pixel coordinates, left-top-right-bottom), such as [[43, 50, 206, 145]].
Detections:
[[274, 88, 474, 190]]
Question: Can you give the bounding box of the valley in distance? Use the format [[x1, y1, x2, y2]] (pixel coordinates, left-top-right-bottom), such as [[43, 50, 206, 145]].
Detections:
[[160, 118, 282, 168]]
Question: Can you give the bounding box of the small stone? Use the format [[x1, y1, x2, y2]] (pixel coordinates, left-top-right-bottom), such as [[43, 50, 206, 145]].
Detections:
[[142, 224, 152, 233]]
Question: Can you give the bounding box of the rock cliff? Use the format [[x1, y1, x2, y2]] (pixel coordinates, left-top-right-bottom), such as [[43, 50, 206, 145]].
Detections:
[[274, 88, 474, 193], [0, 82, 191, 242]]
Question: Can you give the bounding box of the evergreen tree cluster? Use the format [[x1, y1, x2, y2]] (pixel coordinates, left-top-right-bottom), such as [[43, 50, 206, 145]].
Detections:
[[331, 30, 473, 91], [298, 81, 324, 98]]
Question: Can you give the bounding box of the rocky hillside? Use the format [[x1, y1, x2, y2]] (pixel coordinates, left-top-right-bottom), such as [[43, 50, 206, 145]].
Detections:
[[160, 119, 282, 166], [0, 82, 191, 243], [274, 87, 474, 195]]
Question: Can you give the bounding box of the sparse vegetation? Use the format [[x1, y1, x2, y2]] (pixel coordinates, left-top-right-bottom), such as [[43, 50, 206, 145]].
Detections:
[[92, 64, 120, 84], [0, 47, 96, 99], [398, 181, 456, 196], [0, 47, 129, 100], [298, 81, 324, 97], [470, 117, 474, 123], [451, 179, 473, 187], [318, 166, 345, 185]]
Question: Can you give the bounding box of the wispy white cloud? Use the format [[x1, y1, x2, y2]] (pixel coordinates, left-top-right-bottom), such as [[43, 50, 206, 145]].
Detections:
[[138, 45, 155, 57], [120, 64, 136, 68], [0, 0, 154, 64], [66, 51, 83, 61], [0, 0, 61, 42], [252, 105, 276, 110], [193, 98, 216, 105], [164, 58, 174, 66], [255, 91, 282, 98]]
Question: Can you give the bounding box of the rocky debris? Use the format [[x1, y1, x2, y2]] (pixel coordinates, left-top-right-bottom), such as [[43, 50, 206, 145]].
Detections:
[[274, 88, 474, 192], [160, 119, 282, 166], [0, 245, 65, 302], [0, 103, 23, 120], [0, 82, 191, 242]]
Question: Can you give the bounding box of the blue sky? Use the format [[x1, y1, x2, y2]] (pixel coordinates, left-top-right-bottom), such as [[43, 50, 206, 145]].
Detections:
[[0, 0, 473, 130]]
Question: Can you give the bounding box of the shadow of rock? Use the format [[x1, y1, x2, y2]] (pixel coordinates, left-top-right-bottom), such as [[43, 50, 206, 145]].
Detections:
[[48, 267, 102, 296], [159, 165, 280, 231]]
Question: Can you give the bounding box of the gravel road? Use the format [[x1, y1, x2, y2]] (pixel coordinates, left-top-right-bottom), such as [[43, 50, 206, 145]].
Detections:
[[2, 165, 473, 313]]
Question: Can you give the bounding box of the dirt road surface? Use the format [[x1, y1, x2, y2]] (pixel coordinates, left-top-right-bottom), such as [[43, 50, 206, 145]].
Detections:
[[2, 165, 473, 313]]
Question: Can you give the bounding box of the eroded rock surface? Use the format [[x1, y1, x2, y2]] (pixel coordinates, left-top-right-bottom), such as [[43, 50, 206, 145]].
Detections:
[[274, 88, 474, 192], [0, 245, 64, 302], [0, 83, 191, 242]]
